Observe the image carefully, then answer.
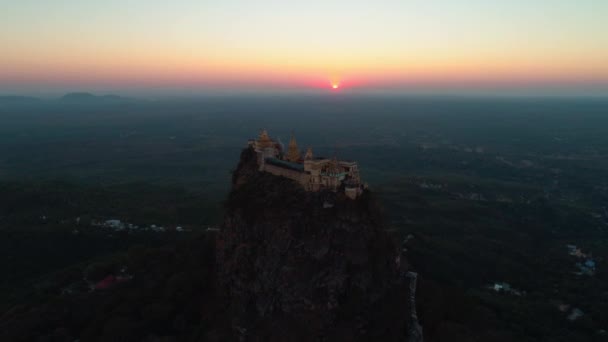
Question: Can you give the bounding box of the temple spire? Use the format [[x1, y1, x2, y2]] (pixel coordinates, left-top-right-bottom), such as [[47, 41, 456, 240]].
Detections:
[[304, 147, 313, 160], [286, 132, 301, 162], [257, 129, 273, 149], [259, 129, 270, 142]]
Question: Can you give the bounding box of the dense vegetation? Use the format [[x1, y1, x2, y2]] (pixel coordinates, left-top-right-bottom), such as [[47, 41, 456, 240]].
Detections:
[[0, 233, 226, 341], [0, 181, 220, 312], [1, 95, 607, 340]]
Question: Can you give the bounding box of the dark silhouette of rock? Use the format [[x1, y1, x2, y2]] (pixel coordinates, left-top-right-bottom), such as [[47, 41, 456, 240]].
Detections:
[[217, 147, 411, 341]]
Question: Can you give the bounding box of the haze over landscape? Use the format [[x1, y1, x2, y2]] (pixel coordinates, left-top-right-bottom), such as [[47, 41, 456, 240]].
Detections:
[[1, 1, 608, 342]]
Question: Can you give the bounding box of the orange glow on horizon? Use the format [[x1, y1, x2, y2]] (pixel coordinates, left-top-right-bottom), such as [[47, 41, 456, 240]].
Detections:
[[2, 48, 607, 91], [2, 2, 608, 93]]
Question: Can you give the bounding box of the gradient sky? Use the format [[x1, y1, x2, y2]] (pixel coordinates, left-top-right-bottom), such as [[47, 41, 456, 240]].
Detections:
[[2, 0, 608, 95]]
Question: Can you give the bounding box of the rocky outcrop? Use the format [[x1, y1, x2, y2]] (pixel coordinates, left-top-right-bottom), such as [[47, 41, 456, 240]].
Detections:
[[217, 147, 412, 341]]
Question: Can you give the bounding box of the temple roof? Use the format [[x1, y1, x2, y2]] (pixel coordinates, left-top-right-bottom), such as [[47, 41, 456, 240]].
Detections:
[[265, 157, 304, 172]]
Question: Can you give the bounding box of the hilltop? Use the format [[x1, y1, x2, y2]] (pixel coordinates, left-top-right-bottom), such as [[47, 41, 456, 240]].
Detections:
[[218, 146, 412, 340]]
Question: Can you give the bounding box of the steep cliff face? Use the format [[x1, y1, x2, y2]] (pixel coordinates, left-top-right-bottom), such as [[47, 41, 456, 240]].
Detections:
[[218, 147, 411, 341]]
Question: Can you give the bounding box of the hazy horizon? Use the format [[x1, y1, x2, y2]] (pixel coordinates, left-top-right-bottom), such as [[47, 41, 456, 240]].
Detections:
[[3, 86, 608, 99], [3, 1, 607, 96]]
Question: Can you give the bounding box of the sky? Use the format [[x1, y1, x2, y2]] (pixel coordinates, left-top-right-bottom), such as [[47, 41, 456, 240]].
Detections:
[[1, 0, 607, 96]]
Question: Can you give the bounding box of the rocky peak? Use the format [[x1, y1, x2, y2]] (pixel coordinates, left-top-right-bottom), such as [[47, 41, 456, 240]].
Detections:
[[217, 147, 413, 341]]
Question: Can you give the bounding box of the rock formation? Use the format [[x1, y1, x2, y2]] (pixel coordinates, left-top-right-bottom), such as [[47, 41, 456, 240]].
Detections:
[[217, 147, 412, 341]]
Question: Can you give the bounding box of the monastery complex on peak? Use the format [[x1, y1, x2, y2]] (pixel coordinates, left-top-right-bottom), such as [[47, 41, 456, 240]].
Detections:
[[247, 130, 365, 199]]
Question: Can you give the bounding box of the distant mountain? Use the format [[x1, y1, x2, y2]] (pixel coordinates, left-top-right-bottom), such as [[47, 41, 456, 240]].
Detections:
[[60, 92, 97, 101], [0, 95, 42, 104], [59, 92, 131, 103]]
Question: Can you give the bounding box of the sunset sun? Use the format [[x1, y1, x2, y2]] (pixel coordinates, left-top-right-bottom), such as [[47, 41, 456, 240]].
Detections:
[[332, 84, 339, 90]]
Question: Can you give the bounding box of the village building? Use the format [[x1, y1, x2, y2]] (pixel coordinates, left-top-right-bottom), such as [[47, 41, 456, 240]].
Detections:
[[248, 130, 365, 199]]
